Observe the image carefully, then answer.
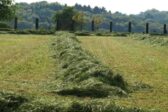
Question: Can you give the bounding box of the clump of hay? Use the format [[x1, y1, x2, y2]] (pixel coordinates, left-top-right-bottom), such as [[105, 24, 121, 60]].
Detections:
[[52, 32, 128, 97], [130, 34, 168, 46], [0, 92, 28, 112], [0, 91, 154, 112]]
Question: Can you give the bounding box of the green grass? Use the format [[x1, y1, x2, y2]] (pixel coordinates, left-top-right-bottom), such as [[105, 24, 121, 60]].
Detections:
[[0, 34, 67, 111], [0, 33, 159, 111], [0, 34, 56, 95], [52, 32, 127, 98], [130, 34, 168, 46], [79, 35, 168, 112]]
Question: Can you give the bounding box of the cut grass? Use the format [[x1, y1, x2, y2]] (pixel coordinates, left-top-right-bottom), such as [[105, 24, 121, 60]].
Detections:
[[0, 34, 65, 111], [130, 34, 168, 46], [52, 32, 127, 98], [79, 35, 168, 112], [0, 34, 56, 95], [0, 33, 156, 111]]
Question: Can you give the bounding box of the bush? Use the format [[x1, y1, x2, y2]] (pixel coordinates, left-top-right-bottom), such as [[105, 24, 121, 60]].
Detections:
[[95, 32, 112, 36], [8, 29, 55, 35], [112, 32, 129, 37], [75, 31, 91, 36], [0, 22, 12, 32], [0, 28, 13, 31], [0, 22, 10, 28]]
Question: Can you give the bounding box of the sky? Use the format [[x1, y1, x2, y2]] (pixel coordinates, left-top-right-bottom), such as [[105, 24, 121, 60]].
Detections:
[[15, 0, 168, 14]]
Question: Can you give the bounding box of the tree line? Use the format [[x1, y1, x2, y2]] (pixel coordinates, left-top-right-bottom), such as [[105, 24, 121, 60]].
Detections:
[[1, 1, 168, 33]]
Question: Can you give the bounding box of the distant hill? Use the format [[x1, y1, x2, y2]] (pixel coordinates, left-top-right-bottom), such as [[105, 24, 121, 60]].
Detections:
[[13, 1, 168, 33]]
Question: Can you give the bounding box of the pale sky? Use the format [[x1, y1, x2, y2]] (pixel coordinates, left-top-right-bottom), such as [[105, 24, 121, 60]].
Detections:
[[15, 0, 168, 14]]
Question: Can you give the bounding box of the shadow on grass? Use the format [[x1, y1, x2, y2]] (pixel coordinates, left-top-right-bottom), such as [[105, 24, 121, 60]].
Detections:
[[0, 93, 28, 112], [56, 88, 109, 98]]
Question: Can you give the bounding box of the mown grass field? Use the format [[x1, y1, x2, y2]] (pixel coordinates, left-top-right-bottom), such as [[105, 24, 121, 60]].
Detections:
[[0, 33, 167, 111], [0, 34, 55, 94], [0, 34, 66, 110], [79, 36, 168, 111], [0, 34, 134, 112]]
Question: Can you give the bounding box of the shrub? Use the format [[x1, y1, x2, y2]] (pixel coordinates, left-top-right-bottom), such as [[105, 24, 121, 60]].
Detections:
[[0, 22, 10, 28], [95, 32, 112, 36], [112, 32, 129, 37], [8, 29, 55, 35], [75, 31, 91, 36], [0, 22, 12, 32]]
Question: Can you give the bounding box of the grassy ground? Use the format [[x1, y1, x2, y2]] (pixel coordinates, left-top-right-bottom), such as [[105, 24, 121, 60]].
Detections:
[[0, 33, 165, 111], [0, 34, 63, 107], [79, 36, 168, 112], [0, 34, 135, 112]]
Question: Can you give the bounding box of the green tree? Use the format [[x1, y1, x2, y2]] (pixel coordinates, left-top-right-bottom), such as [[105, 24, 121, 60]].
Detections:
[[0, 0, 15, 21], [93, 16, 103, 30], [54, 7, 77, 31], [72, 12, 86, 31]]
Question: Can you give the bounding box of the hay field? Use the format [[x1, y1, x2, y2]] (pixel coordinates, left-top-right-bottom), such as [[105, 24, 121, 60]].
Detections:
[[79, 36, 168, 112], [0, 33, 166, 111], [0, 34, 56, 95]]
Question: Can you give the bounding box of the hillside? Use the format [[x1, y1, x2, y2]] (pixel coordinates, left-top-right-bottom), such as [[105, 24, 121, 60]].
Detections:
[[6, 1, 168, 33]]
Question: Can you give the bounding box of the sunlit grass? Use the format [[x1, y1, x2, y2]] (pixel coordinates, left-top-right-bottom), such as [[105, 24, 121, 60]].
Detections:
[[0, 34, 164, 111], [0, 34, 56, 96], [79, 36, 168, 112]]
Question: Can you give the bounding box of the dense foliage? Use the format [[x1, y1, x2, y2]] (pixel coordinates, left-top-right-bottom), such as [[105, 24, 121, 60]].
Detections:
[[0, 0, 15, 21], [54, 7, 76, 31], [4, 1, 168, 33]]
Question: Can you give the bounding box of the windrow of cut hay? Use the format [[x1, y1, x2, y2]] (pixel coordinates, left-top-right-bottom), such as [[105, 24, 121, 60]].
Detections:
[[130, 34, 168, 46], [0, 91, 153, 112], [52, 32, 127, 98]]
